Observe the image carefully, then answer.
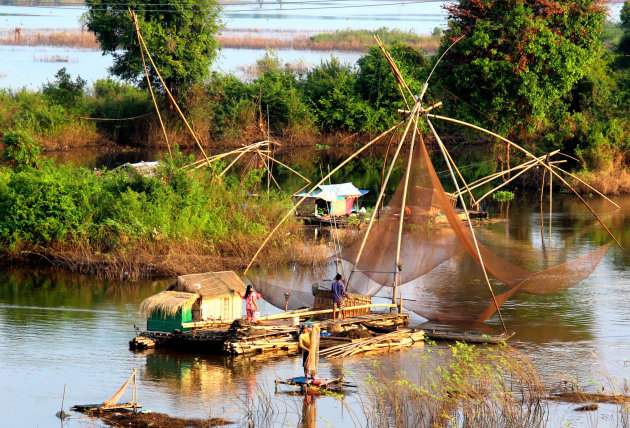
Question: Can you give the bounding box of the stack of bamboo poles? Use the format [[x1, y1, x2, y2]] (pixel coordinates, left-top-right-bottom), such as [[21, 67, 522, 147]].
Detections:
[[223, 328, 298, 355], [319, 329, 424, 359], [225, 337, 298, 355]]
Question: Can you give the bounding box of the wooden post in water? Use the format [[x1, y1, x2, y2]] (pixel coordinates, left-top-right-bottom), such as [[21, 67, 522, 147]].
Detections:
[[547, 158, 553, 244]]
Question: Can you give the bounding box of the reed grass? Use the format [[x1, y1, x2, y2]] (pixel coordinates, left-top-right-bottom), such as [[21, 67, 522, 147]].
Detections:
[[361, 342, 549, 427], [573, 156, 630, 195], [0, 31, 99, 49], [220, 29, 439, 53], [0, 28, 439, 53], [33, 54, 77, 63]]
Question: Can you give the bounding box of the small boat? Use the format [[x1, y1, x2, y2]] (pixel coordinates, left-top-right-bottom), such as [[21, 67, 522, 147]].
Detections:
[[361, 320, 398, 334], [275, 376, 355, 394], [71, 369, 141, 413], [423, 329, 515, 344]]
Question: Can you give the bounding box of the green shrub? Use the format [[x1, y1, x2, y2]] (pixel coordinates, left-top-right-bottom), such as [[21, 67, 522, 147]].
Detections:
[[42, 67, 86, 110], [1, 131, 44, 169], [302, 56, 368, 132]]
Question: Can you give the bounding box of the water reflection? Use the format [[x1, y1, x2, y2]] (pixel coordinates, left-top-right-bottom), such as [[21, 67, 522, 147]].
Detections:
[[1, 193, 630, 426]]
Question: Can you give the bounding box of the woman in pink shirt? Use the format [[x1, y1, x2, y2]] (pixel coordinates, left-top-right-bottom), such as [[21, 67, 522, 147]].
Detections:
[[241, 285, 262, 323]]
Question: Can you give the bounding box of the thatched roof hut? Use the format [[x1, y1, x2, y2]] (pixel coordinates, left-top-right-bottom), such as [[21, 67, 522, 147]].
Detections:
[[166, 270, 247, 297], [139, 271, 248, 332], [140, 291, 199, 318]]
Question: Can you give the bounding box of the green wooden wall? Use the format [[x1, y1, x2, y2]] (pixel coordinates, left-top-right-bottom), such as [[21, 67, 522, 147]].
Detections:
[[147, 307, 193, 332]]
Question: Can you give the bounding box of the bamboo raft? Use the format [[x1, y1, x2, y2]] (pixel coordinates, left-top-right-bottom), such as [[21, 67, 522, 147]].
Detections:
[[130, 303, 410, 356]]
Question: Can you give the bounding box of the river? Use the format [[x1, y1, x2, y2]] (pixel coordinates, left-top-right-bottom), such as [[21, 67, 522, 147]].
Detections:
[[1, 190, 629, 427]]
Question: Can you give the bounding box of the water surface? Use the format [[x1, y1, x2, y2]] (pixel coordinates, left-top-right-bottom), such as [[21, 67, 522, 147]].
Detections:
[[1, 193, 630, 426]]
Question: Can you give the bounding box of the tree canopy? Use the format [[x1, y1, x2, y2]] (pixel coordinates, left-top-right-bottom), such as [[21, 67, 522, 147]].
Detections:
[[619, 1, 630, 57], [84, 0, 222, 94], [436, 0, 607, 138]]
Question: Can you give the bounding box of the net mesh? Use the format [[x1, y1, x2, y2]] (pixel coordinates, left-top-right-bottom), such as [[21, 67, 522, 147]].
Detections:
[[338, 134, 610, 322], [250, 128, 610, 324]]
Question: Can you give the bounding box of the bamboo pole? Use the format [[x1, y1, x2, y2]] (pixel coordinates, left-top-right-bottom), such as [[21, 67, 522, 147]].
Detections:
[[424, 115, 508, 334], [374, 35, 414, 103], [218, 149, 251, 178], [425, 113, 623, 249], [327, 164, 346, 280], [548, 157, 552, 245], [473, 158, 539, 206], [192, 142, 269, 169], [133, 22, 212, 168], [540, 167, 546, 247], [257, 303, 397, 321], [393, 108, 420, 310], [242, 121, 403, 277], [462, 150, 559, 192], [260, 152, 311, 185], [130, 11, 171, 157], [257, 149, 281, 191], [345, 102, 422, 291], [185, 141, 271, 169]]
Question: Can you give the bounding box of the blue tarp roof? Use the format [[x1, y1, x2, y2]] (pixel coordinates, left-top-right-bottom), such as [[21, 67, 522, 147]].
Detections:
[[294, 183, 369, 201]]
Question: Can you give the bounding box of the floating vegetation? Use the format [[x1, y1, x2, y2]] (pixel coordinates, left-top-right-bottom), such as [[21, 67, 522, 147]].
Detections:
[[33, 54, 75, 63]]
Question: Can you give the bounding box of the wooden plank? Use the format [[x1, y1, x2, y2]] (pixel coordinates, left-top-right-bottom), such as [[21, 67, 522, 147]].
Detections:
[[257, 304, 397, 322]]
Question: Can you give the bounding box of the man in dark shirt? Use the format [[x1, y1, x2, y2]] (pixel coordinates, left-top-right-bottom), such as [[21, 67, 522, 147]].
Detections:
[[331, 273, 348, 320]]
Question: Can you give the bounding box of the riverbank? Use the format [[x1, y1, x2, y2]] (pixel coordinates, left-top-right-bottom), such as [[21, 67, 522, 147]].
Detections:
[[0, 27, 440, 53], [0, 151, 313, 279]]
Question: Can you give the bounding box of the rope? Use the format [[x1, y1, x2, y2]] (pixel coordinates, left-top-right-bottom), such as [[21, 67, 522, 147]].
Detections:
[[79, 112, 154, 121]]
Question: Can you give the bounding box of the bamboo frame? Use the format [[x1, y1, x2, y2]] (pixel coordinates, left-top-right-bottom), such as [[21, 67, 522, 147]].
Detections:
[[257, 303, 397, 321], [242, 121, 404, 277], [425, 113, 622, 249], [345, 103, 422, 292], [131, 14, 211, 168], [393, 106, 420, 310], [462, 150, 559, 192], [423, 115, 508, 334], [130, 10, 170, 157]]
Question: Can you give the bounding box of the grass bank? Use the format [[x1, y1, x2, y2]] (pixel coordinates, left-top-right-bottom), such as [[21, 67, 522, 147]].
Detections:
[[0, 27, 440, 53], [0, 148, 302, 279]]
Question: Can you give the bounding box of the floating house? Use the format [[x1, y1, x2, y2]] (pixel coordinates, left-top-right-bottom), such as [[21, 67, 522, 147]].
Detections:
[[292, 183, 369, 217], [139, 271, 247, 333]]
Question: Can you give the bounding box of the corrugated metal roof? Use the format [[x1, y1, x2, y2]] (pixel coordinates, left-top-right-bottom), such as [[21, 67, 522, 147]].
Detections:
[[318, 183, 363, 197], [293, 182, 368, 200]]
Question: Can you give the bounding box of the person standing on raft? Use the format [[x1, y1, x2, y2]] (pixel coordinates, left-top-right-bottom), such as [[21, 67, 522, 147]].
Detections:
[[298, 325, 311, 380], [240, 285, 261, 323], [331, 273, 348, 321]]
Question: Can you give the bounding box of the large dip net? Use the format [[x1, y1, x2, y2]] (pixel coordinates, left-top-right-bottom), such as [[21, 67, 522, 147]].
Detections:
[[246, 40, 615, 325], [337, 134, 610, 323]]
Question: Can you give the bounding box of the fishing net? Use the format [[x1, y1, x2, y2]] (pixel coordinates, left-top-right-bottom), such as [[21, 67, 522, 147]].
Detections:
[[338, 134, 610, 322], [249, 121, 610, 323]]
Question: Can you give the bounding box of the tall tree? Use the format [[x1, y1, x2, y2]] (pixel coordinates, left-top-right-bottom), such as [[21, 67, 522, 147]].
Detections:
[[436, 0, 607, 138], [85, 0, 222, 95], [619, 1, 630, 56]]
